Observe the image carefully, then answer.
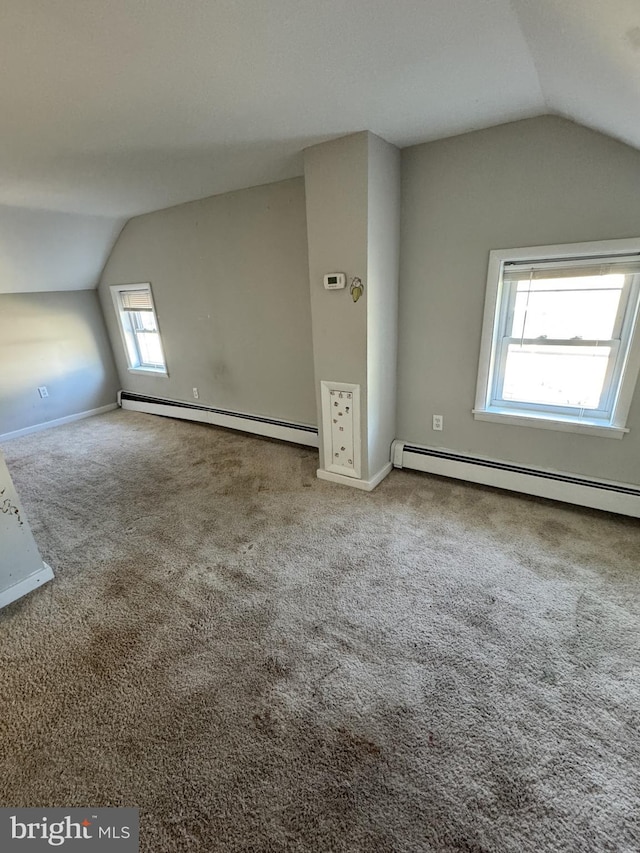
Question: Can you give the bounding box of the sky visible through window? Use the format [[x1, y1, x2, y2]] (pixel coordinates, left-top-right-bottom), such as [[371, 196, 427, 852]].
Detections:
[[502, 274, 624, 409], [132, 310, 164, 367]]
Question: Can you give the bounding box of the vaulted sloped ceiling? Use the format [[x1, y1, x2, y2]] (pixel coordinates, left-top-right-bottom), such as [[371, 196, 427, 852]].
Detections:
[[0, 0, 638, 292], [0, 206, 123, 294]]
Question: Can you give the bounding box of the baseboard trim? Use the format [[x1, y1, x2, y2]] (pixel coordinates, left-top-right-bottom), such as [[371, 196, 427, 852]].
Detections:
[[119, 392, 319, 448], [0, 404, 118, 443], [392, 440, 640, 518], [317, 462, 393, 492], [0, 562, 54, 610]]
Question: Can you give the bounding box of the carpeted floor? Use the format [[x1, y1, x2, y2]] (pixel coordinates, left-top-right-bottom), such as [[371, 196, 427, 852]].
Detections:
[[1, 410, 639, 852]]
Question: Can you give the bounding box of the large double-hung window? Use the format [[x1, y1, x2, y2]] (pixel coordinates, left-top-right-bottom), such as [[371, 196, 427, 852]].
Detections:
[[474, 239, 640, 438]]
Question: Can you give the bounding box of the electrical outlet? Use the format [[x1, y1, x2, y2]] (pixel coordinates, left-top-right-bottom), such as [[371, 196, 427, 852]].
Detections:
[[38, 386, 49, 399], [192, 387, 199, 399], [432, 414, 443, 431]]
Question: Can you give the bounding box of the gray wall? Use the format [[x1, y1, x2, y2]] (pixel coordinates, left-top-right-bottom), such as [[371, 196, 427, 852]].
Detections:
[[304, 133, 370, 470], [367, 133, 401, 477], [304, 131, 400, 481], [0, 290, 119, 436], [398, 115, 640, 484], [99, 177, 316, 426]]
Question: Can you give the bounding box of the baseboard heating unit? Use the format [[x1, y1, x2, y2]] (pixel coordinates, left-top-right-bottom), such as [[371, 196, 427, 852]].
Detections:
[[391, 440, 640, 518], [118, 391, 318, 448]]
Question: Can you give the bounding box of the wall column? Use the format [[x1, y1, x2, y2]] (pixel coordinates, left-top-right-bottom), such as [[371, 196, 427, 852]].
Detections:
[[304, 131, 400, 489]]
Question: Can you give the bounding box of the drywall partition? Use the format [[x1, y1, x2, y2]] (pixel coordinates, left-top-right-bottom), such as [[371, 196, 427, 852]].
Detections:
[[366, 134, 401, 478], [304, 134, 370, 476], [398, 115, 640, 485], [98, 177, 316, 427], [0, 291, 119, 438], [304, 132, 400, 487]]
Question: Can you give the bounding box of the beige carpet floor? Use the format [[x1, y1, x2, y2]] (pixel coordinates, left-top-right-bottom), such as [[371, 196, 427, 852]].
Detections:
[[1, 410, 639, 852]]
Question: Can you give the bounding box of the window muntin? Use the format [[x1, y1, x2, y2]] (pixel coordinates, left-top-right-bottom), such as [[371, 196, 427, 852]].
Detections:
[[111, 284, 167, 374], [475, 241, 640, 436]]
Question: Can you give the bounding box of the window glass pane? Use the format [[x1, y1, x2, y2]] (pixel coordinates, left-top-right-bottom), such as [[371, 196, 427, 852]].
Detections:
[[511, 274, 625, 340], [501, 344, 611, 409], [131, 310, 157, 332], [135, 331, 164, 367]]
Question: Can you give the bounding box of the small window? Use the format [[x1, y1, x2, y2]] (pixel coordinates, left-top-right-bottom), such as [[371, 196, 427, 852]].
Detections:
[[110, 284, 167, 375], [474, 240, 640, 438]]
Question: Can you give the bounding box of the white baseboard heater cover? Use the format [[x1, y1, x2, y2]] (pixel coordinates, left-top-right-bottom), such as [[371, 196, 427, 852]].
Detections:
[[391, 440, 640, 518], [119, 391, 318, 448]]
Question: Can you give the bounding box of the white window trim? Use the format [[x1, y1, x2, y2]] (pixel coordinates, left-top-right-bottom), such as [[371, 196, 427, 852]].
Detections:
[[126, 367, 169, 378], [110, 283, 168, 376], [474, 238, 640, 439]]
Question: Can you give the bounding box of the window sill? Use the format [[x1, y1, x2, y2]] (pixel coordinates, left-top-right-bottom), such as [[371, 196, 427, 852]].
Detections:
[[472, 408, 628, 439], [127, 367, 169, 378]]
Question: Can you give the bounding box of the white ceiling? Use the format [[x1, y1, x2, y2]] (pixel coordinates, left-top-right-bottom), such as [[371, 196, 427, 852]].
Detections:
[[5, 0, 637, 220], [0, 0, 638, 223]]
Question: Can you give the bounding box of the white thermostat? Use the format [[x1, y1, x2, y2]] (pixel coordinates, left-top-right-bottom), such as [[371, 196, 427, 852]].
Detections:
[[324, 272, 346, 290]]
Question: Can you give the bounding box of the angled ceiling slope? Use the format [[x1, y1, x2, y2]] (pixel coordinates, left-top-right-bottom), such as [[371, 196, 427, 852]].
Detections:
[[0, 207, 124, 294], [513, 0, 640, 152], [0, 0, 544, 218], [1, 0, 639, 293]]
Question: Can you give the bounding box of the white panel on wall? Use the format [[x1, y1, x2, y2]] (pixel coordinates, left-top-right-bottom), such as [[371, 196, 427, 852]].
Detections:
[[321, 381, 361, 479]]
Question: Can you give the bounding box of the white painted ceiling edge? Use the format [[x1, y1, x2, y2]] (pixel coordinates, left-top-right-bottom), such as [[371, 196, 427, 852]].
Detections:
[[0, 0, 639, 292]]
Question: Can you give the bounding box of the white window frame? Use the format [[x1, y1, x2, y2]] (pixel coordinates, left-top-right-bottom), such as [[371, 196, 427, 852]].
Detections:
[[474, 238, 640, 439], [110, 283, 168, 376]]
